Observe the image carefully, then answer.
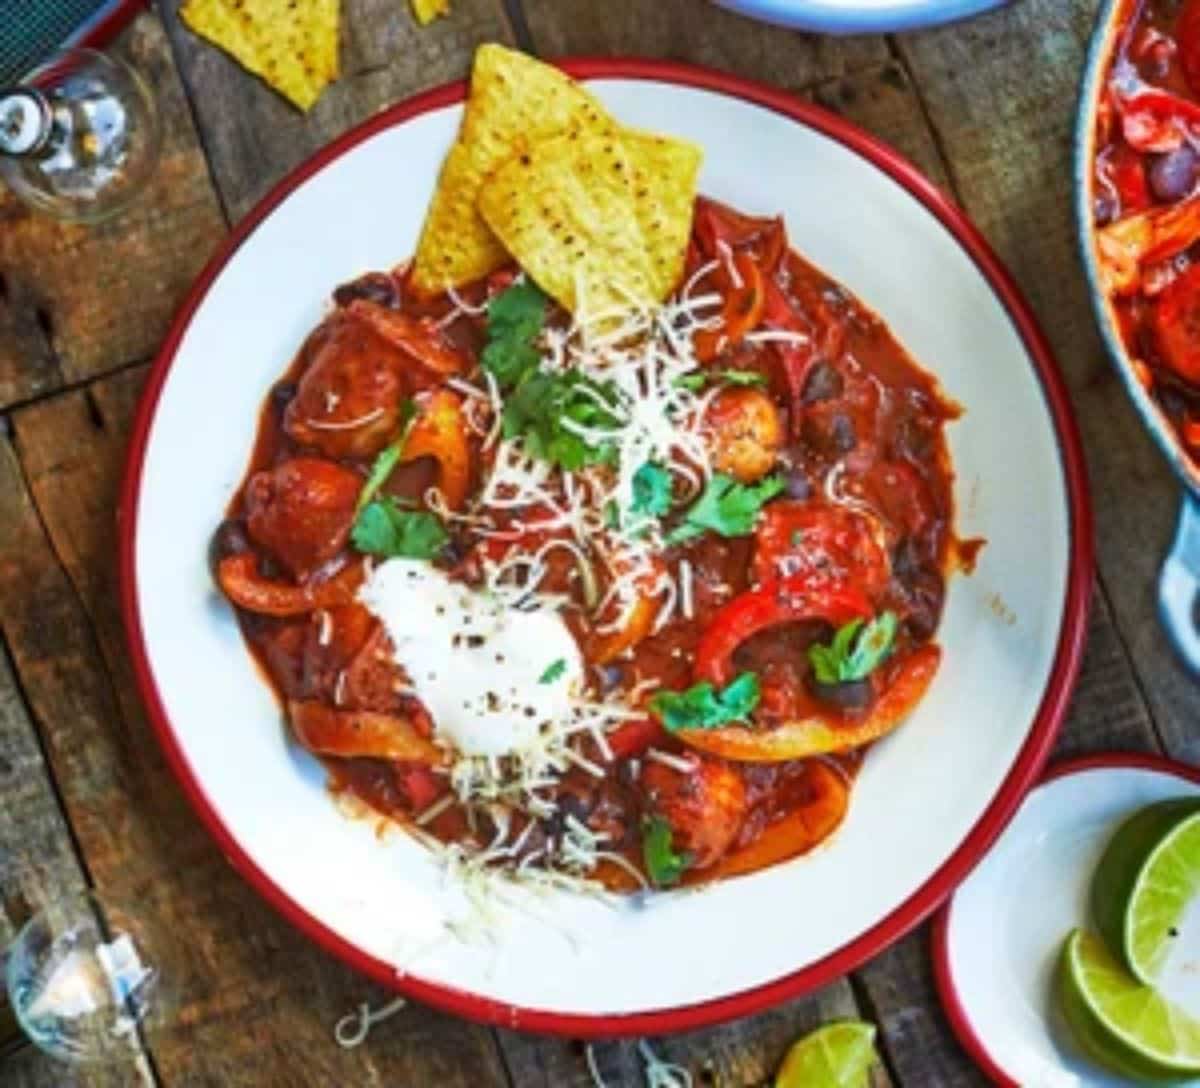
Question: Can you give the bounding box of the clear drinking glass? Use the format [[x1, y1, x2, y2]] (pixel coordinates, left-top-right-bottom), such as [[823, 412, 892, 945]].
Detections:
[[0, 47, 161, 222], [2, 891, 164, 1065]]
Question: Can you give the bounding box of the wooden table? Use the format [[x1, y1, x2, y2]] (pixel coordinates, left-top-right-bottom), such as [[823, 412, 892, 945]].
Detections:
[[0, 0, 1192, 1083]]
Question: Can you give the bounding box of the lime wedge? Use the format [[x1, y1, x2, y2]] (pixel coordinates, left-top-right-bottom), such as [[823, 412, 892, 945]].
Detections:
[[1091, 797, 1200, 985], [775, 1020, 877, 1088], [1059, 928, 1200, 1081]]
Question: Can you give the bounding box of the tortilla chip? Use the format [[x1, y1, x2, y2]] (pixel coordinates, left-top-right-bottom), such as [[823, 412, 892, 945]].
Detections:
[[477, 126, 656, 316], [411, 45, 613, 293], [411, 0, 450, 24], [622, 129, 704, 300], [180, 0, 339, 112]]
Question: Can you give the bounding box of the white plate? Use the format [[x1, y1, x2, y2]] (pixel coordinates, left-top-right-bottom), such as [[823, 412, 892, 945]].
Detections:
[[119, 61, 1092, 1034], [936, 754, 1200, 1086]]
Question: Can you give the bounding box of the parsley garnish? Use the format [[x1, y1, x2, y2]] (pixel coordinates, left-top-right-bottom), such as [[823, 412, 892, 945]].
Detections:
[[538, 658, 567, 684], [355, 398, 417, 512], [651, 672, 761, 732], [480, 281, 548, 388], [351, 496, 448, 560], [631, 461, 673, 518], [673, 368, 768, 392], [808, 612, 898, 684], [665, 472, 784, 545], [501, 368, 621, 470], [642, 816, 692, 888]]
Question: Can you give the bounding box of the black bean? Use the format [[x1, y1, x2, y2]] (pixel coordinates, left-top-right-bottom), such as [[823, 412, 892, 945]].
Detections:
[[594, 663, 624, 693], [830, 413, 857, 453], [1150, 146, 1198, 204], [209, 518, 250, 575], [1093, 189, 1117, 226], [270, 381, 298, 410], [810, 677, 874, 711], [332, 272, 400, 309], [801, 360, 843, 404], [784, 469, 811, 500], [1159, 384, 1189, 423]]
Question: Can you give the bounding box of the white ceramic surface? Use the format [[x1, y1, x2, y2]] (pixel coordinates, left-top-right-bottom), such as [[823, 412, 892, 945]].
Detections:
[[942, 760, 1200, 1087], [127, 74, 1080, 1021]]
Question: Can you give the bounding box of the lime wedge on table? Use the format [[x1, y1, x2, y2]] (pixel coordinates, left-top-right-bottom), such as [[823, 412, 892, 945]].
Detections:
[[1059, 929, 1200, 1082], [1091, 798, 1200, 985], [775, 1021, 877, 1088]]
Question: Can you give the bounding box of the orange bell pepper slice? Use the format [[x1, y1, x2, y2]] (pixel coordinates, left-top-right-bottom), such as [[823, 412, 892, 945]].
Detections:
[[289, 700, 446, 764], [699, 760, 849, 880], [217, 554, 365, 616], [677, 644, 941, 762], [400, 389, 472, 510]]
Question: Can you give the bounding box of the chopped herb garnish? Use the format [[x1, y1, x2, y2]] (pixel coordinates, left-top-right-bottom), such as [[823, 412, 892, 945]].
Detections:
[[808, 611, 898, 684], [501, 368, 621, 470], [631, 461, 674, 519], [665, 472, 784, 545], [480, 281, 548, 388], [642, 816, 692, 888], [673, 368, 768, 392], [651, 672, 761, 731], [351, 496, 448, 560], [355, 398, 417, 512], [538, 658, 567, 685]]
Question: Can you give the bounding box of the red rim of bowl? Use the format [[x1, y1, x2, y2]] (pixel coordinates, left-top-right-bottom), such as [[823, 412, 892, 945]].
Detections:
[[932, 751, 1200, 1085], [118, 57, 1095, 1038]]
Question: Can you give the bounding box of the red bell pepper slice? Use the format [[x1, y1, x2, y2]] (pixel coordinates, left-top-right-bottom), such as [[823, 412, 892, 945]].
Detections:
[[694, 577, 874, 688], [1119, 90, 1200, 153], [693, 251, 766, 361]]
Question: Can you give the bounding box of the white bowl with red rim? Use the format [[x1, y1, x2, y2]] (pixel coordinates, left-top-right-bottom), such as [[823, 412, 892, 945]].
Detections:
[[119, 60, 1093, 1035]]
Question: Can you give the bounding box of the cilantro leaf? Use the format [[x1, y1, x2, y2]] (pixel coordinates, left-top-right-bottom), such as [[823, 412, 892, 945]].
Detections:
[[642, 816, 692, 888], [538, 658, 567, 684], [502, 368, 621, 470], [665, 472, 784, 545], [356, 398, 417, 512], [651, 672, 761, 732], [631, 461, 673, 519], [808, 612, 898, 684], [481, 281, 548, 388], [673, 368, 767, 392], [351, 496, 448, 560], [714, 368, 768, 387]]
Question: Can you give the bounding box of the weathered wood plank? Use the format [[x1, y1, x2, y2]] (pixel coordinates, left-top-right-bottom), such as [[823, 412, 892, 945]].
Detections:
[[2, 371, 508, 1087], [0, 13, 224, 409], [158, 0, 516, 220], [498, 980, 890, 1087], [894, 0, 1200, 763], [0, 634, 153, 1088], [521, 0, 888, 92]]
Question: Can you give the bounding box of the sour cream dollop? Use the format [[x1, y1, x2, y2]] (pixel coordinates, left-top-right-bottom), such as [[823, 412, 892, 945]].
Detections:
[[358, 559, 583, 758]]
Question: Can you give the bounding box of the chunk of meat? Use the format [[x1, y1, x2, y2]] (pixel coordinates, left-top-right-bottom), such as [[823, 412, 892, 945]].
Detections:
[[341, 624, 410, 713], [244, 458, 361, 580], [704, 387, 783, 483], [344, 300, 469, 376], [641, 756, 747, 870], [284, 311, 410, 459]]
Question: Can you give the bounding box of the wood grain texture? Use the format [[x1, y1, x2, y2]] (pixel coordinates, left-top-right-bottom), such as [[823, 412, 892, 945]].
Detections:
[[0, 14, 224, 409], [894, 0, 1200, 763], [522, 0, 888, 92], [158, 0, 516, 220], [3, 369, 507, 1088], [498, 980, 890, 1087]]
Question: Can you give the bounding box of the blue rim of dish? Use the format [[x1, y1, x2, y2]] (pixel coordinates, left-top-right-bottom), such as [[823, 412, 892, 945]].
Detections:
[[1073, 0, 1200, 498], [711, 0, 1006, 34]]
